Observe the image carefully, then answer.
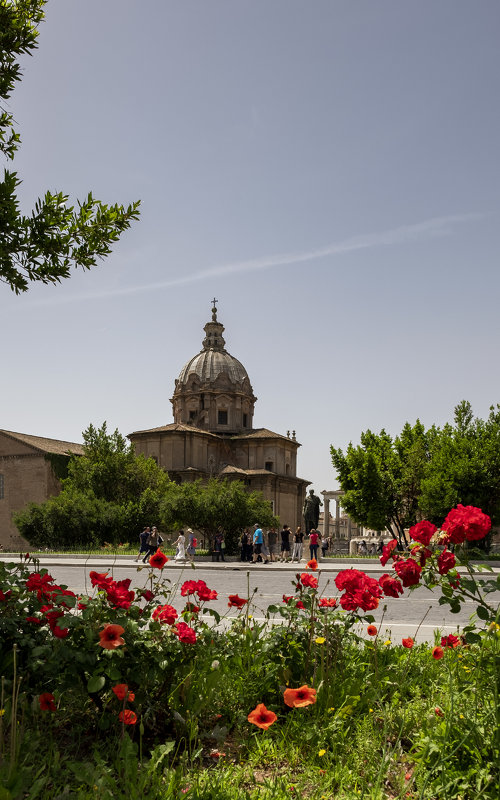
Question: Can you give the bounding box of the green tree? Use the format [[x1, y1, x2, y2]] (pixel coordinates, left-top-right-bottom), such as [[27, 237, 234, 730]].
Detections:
[[14, 423, 174, 547], [1, 0, 139, 293], [331, 421, 431, 547], [420, 401, 500, 532], [160, 478, 278, 555]]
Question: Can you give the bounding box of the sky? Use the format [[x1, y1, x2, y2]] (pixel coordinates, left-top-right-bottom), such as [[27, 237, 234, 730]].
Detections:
[[2, 0, 500, 496]]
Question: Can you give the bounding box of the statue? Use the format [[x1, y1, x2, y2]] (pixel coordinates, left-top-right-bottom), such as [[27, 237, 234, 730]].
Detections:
[[303, 489, 322, 535]]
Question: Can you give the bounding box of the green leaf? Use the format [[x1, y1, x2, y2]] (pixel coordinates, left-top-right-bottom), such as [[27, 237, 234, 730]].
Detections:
[[476, 605, 490, 621], [87, 675, 105, 693]]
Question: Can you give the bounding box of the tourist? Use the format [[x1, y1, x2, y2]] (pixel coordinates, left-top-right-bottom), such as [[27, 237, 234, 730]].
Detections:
[[143, 526, 163, 563], [309, 529, 319, 560], [280, 524, 291, 562], [321, 533, 329, 560], [174, 529, 186, 561], [252, 524, 266, 563], [135, 525, 150, 562], [214, 531, 225, 562], [186, 528, 197, 559], [359, 540, 368, 556], [291, 526, 303, 562], [240, 529, 250, 561], [267, 527, 278, 562]]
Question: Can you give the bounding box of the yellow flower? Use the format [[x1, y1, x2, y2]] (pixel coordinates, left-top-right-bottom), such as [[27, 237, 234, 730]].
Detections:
[[318, 749, 326, 757], [315, 637, 326, 644], [460, 713, 464, 719], [0, 709, 5, 717], [328, 707, 335, 712], [384, 639, 391, 646], [369, 708, 374, 712]]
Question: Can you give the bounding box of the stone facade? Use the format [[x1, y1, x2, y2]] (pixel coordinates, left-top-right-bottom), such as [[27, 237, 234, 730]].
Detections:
[[129, 303, 310, 529], [0, 430, 83, 549]]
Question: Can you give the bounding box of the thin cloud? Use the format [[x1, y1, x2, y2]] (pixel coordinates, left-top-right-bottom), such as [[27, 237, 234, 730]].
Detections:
[[13, 212, 481, 307]]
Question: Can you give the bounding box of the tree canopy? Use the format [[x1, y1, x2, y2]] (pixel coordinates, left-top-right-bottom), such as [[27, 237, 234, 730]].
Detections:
[[1, 0, 139, 293], [159, 478, 278, 555], [331, 401, 500, 548]]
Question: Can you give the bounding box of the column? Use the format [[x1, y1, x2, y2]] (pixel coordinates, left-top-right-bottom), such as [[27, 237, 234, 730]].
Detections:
[[322, 494, 330, 539], [335, 499, 340, 539]]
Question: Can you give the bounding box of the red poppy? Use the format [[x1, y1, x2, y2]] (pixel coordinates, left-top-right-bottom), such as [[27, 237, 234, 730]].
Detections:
[[247, 702, 277, 729], [409, 521, 437, 547], [300, 573, 318, 589], [367, 625, 377, 636], [283, 685, 317, 708], [112, 684, 135, 701], [402, 637, 414, 648], [152, 604, 178, 625], [39, 693, 57, 711], [307, 559, 318, 571], [99, 624, 125, 649], [119, 709, 137, 725], [149, 550, 169, 569], [435, 707, 444, 717], [228, 594, 248, 608], [431, 646, 444, 660]]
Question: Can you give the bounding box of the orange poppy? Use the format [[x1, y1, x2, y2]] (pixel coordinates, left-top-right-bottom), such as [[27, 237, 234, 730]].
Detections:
[[432, 646, 444, 660], [402, 637, 414, 648], [283, 685, 317, 708], [307, 558, 318, 571], [99, 624, 125, 649], [367, 625, 377, 636], [247, 703, 277, 729], [119, 709, 137, 725]]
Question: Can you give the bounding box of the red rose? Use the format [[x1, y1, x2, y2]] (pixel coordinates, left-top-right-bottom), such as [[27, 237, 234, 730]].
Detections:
[[152, 604, 178, 625], [379, 573, 403, 598], [409, 521, 437, 547], [175, 622, 196, 643], [393, 558, 422, 587], [318, 597, 337, 608], [228, 594, 248, 608], [442, 505, 491, 544], [437, 549, 456, 575], [441, 634, 460, 649], [300, 573, 318, 589], [379, 539, 398, 567]]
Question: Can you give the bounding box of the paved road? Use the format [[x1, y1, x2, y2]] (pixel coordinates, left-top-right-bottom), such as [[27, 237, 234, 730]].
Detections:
[[5, 556, 499, 643]]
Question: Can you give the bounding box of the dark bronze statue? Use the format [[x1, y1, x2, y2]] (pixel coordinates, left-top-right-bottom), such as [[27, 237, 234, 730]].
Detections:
[[303, 489, 322, 535]]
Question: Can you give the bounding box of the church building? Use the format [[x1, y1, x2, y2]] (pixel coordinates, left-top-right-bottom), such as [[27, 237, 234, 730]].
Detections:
[[129, 303, 310, 528]]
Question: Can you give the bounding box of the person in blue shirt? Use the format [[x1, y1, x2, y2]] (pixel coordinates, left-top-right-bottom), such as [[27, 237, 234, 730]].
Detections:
[[252, 524, 268, 564]]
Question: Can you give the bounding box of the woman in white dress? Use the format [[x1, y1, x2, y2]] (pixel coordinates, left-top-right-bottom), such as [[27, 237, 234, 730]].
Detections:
[[173, 529, 186, 561]]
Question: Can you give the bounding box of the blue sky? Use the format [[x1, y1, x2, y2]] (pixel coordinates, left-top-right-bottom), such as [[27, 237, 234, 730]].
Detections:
[[2, 0, 500, 495]]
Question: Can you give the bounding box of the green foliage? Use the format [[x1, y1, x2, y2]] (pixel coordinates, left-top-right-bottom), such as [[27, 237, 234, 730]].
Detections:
[[160, 478, 278, 554], [14, 422, 174, 547], [420, 401, 500, 530], [331, 420, 430, 545], [0, 0, 139, 293]]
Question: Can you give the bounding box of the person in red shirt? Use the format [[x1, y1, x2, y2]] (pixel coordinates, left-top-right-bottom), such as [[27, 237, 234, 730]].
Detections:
[[309, 529, 319, 560]]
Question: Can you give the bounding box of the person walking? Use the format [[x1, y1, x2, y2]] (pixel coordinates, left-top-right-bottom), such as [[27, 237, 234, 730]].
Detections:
[[240, 529, 250, 561], [252, 524, 266, 563], [173, 529, 186, 561], [292, 526, 304, 562], [321, 533, 329, 560], [143, 526, 163, 563], [135, 526, 150, 562], [214, 531, 225, 562], [280, 524, 291, 562], [309, 529, 319, 560], [187, 529, 197, 559]]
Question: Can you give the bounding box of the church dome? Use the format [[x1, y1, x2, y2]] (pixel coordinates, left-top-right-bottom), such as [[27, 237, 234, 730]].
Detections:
[[177, 349, 249, 387], [171, 303, 256, 433]]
